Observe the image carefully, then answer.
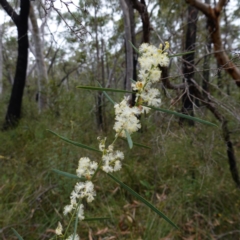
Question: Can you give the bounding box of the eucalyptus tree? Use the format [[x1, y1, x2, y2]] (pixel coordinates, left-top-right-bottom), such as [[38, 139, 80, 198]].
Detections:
[[0, 24, 3, 95], [180, 5, 198, 126], [29, 3, 48, 113], [159, 0, 240, 187], [186, 0, 240, 87], [202, 0, 211, 96], [0, 0, 30, 130], [45, 0, 115, 130], [120, 0, 134, 92]]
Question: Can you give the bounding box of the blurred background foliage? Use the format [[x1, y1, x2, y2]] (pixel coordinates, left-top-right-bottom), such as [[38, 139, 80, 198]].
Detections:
[[0, 0, 240, 239]]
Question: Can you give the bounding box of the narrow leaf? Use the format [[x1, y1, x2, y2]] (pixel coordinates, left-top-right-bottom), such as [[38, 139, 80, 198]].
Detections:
[[119, 137, 151, 149], [107, 173, 178, 229], [52, 169, 85, 180], [144, 105, 217, 127], [77, 85, 133, 93], [130, 78, 136, 83], [83, 217, 110, 222], [47, 129, 101, 153], [131, 142, 151, 149], [124, 129, 133, 149], [169, 51, 195, 58], [11, 228, 24, 240], [103, 90, 116, 105], [129, 40, 140, 54], [97, 82, 116, 105]]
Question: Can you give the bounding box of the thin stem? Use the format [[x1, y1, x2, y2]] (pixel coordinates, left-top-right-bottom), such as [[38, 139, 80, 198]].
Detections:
[[63, 201, 82, 238]]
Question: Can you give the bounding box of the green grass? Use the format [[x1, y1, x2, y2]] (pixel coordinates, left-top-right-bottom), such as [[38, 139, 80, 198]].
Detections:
[[0, 89, 240, 240]]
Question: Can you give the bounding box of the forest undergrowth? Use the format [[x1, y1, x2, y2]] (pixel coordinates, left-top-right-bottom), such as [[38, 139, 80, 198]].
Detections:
[[0, 87, 240, 240]]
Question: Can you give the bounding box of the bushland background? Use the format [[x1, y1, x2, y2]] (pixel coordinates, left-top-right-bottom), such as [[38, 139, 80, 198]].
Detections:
[[0, 0, 240, 239]]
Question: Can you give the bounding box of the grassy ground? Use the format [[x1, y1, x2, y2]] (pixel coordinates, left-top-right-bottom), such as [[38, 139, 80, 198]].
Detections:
[[0, 89, 240, 240]]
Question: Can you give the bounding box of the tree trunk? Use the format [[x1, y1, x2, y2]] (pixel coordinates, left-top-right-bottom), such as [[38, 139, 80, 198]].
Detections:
[[186, 0, 240, 87], [180, 5, 198, 126], [202, 0, 211, 96], [1, 0, 30, 130], [125, 0, 138, 106], [29, 4, 48, 113], [126, 0, 137, 81], [131, 0, 150, 43], [0, 24, 3, 95], [101, 38, 106, 131], [120, 0, 133, 91], [94, 7, 104, 131]]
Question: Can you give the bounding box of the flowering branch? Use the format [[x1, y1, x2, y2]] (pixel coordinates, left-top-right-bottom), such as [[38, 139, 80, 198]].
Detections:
[[51, 42, 215, 239]]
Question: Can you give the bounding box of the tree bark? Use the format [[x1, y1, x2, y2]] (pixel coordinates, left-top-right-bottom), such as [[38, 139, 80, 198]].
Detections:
[[126, 0, 137, 82], [186, 0, 240, 87], [131, 0, 150, 43], [0, 24, 3, 95], [29, 4, 48, 113], [202, 0, 211, 96], [1, 0, 30, 130], [94, 7, 104, 131], [180, 5, 198, 126], [101, 38, 107, 131], [120, 0, 133, 91], [126, 0, 143, 106]]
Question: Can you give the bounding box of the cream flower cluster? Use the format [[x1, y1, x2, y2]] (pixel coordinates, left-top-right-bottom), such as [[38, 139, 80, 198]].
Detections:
[[76, 157, 98, 179], [66, 234, 80, 240], [113, 42, 170, 138], [63, 158, 98, 221], [113, 96, 141, 137], [102, 148, 124, 173], [62, 137, 124, 225], [55, 222, 63, 235], [138, 42, 170, 67], [98, 137, 124, 173], [63, 181, 92, 219], [132, 42, 170, 108], [55, 221, 80, 240]]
